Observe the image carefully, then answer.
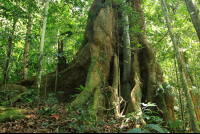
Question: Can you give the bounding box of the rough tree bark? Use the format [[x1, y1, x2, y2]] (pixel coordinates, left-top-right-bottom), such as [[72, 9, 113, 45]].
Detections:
[[23, 12, 32, 79], [184, 0, 200, 42], [17, 0, 175, 125]]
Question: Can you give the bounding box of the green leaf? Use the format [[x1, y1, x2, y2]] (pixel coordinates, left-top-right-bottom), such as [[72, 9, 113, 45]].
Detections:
[[39, 110, 46, 115], [144, 124, 164, 133], [128, 128, 142, 133], [77, 126, 81, 132], [147, 102, 157, 107], [81, 109, 86, 120], [174, 120, 180, 129], [127, 113, 131, 118], [27, 98, 33, 103], [45, 108, 49, 111], [41, 123, 49, 127], [70, 123, 77, 128], [82, 125, 86, 132], [99, 121, 105, 125], [80, 85, 84, 89], [158, 84, 163, 90], [110, 120, 117, 123]]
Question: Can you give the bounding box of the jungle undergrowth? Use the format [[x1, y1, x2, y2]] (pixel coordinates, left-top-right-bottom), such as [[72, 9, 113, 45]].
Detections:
[[0, 87, 188, 133]]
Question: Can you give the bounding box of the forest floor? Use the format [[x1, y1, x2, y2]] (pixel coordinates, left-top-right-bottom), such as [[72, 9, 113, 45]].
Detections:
[[0, 100, 135, 133]]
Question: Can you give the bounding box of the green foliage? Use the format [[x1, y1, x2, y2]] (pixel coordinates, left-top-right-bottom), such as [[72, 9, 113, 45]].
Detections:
[[67, 105, 97, 133], [144, 124, 165, 133], [41, 123, 50, 129], [76, 85, 90, 92], [127, 102, 168, 133], [128, 127, 142, 133], [164, 120, 186, 133], [38, 92, 58, 116], [69, 94, 79, 99], [46, 92, 58, 105], [143, 103, 163, 124], [21, 89, 39, 103], [154, 83, 174, 98], [70, 85, 97, 100], [0, 89, 19, 106], [128, 124, 165, 133], [170, 120, 181, 131], [0, 0, 93, 83], [39, 106, 57, 116]]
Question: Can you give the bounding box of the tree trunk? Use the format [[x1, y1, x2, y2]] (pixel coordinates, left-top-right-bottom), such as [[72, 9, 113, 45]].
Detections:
[[57, 40, 66, 73], [36, 0, 49, 96], [17, 0, 175, 125], [161, 0, 200, 132], [179, 51, 200, 123], [184, 0, 200, 42], [121, 0, 132, 110], [2, 18, 17, 85], [23, 12, 32, 79]]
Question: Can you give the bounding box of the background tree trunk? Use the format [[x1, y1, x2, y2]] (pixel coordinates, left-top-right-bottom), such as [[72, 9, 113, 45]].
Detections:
[[179, 51, 200, 122], [36, 0, 49, 96], [184, 0, 200, 42], [121, 0, 132, 108], [2, 15, 17, 85], [161, 0, 200, 132], [57, 40, 66, 73], [23, 12, 32, 79]]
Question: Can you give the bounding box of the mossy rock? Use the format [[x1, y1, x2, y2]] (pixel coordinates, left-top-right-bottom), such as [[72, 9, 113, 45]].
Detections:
[[0, 84, 27, 106], [0, 84, 27, 93], [0, 106, 27, 123]]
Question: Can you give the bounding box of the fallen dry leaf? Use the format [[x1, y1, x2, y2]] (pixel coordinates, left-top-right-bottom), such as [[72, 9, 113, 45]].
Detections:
[[52, 114, 58, 120], [26, 114, 35, 119], [27, 122, 34, 126]]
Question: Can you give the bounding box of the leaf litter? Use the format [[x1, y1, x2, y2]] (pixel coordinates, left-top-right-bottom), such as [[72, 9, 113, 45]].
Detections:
[[0, 100, 136, 133]]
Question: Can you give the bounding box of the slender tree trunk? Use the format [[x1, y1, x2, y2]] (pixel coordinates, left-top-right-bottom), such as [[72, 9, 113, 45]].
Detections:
[[179, 51, 200, 122], [58, 40, 66, 72], [38, 21, 41, 52], [23, 12, 32, 79], [2, 18, 17, 84], [184, 0, 200, 42], [161, 0, 200, 132], [174, 53, 184, 127], [121, 0, 132, 104], [36, 0, 49, 96], [2, 0, 19, 84]]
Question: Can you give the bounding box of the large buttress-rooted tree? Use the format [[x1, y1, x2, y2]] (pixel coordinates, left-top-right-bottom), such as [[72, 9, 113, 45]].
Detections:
[[17, 0, 175, 125]]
